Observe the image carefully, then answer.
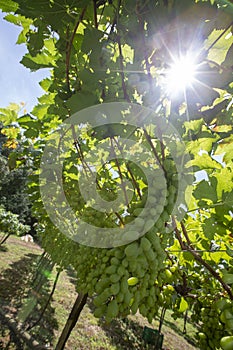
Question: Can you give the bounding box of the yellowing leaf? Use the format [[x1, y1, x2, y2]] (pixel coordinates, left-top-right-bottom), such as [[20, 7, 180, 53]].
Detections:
[[4, 140, 18, 149], [186, 153, 222, 170]]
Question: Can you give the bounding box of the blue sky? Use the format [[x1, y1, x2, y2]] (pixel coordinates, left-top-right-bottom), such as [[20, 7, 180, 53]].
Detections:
[[0, 12, 50, 113]]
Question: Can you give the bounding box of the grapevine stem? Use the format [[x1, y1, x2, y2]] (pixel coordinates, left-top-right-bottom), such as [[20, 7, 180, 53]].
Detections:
[[180, 221, 192, 246], [71, 125, 93, 177], [110, 137, 129, 206], [55, 293, 88, 350], [66, 7, 87, 90], [117, 36, 130, 102], [143, 129, 165, 172], [93, 0, 98, 29], [157, 124, 166, 162], [113, 136, 142, 199], [174, 218, 233, 300], [136, 1, 153, 89], [71, 127, 124, 225]]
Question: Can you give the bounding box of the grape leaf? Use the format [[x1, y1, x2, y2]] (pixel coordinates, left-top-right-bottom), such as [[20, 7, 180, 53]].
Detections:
[[206, 29, 233, 65], [0, 0, 18, 12], [193, 180, 218, 202], [186, 153, 222, 170]]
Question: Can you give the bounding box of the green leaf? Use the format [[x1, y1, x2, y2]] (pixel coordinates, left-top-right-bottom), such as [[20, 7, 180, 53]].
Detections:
[[66, 91, 98, 114], [24, 128, 39, 138], [206, 28, 233, 65], [215, 135, 233, 163], [215, 168, 233, 197], [193, 180, 218, 202], [81, 28, 103, 53], [179, 297, 188, 313], [0, 0, 18, 12], [186, 136, 218, 155], [39, 78, 52, 92], [183, 119, 204, 135], [73, 33, 84, 51], [211, 251, 227, 264], [223, 191, 233, 207], [226, 245, 233, 258], [202, 218, 215, 240], [8, 152, 18, 170], [222, 273, 233, 284], [186, 153, 222, 170], [20, 52, 55, 71]]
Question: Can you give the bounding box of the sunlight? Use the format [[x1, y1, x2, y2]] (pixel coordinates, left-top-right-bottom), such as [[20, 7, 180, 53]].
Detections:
[[165, 54, 197, 96]]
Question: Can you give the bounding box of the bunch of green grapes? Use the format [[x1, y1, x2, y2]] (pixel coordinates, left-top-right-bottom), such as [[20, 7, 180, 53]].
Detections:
[[39, 155, 181, 322], [192, 300, 226, 350], [37, 121, 192, 323], [69, 226, 166, 323]]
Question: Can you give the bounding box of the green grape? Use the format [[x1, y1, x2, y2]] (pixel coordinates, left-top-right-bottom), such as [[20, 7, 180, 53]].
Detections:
[[140, 237, 152, 252], [192, 301, 226, 350], [106, 299, 119, 318]]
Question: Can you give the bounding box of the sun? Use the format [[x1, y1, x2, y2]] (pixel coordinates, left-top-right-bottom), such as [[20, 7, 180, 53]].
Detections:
[[165, 54, 197, 97]]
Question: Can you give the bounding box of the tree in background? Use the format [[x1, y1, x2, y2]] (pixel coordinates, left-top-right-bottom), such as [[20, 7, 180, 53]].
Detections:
[[0, 104, 36, 232]]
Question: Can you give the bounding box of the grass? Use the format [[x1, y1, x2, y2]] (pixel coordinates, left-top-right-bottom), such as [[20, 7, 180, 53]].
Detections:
[[0, 235, 200, 350]]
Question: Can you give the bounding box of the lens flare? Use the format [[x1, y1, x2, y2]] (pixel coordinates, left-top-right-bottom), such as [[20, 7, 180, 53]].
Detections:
[[165, 54, 197, 96]]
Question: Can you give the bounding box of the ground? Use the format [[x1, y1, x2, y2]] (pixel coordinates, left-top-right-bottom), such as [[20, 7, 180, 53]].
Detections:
[[0, 235, 200, 350]]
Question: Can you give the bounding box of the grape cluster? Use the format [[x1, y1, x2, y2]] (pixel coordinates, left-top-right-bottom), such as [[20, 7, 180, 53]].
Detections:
[[72, 228, 166, 323], [37, 121, 191, 323], [192, 301, 226, 350], [38, 154, 183, 322]]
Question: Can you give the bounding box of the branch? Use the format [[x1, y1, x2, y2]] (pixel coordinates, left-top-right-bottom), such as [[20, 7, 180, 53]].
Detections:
[[186, 246, 233, 300], [143, 128, 165, 172], [180, 221, 192, 246], [175, 219, 233, 300], [71, 126, 124, 225], [66, 7, 87, 90], [117, 36, 130, 102], [136, 1, 153, 88], [113, 136, 142, 199], [110, 137, 129, 206], [93, 0, 98, 28]]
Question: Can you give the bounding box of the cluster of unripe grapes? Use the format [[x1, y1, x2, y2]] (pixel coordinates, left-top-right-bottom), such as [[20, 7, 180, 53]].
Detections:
[[68, 158, 180, 321], [192, 299, 233, 350], [73, 227, 166, 323], [39, 123, 192, 322]]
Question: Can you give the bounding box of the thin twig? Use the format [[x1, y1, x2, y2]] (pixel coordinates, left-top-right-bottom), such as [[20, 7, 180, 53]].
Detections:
[[66, 7, 87, 89], [110, 137, 129, 206], [71, 127, 124, 225], [143, 128, 165, 172], [93, 0, 98, 28], [174, 218, 233, 300], [180, 221, 192, 246], [113, 136, 142, 199], [117, 36, 130, 102], [136, 1, 153, 89]]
